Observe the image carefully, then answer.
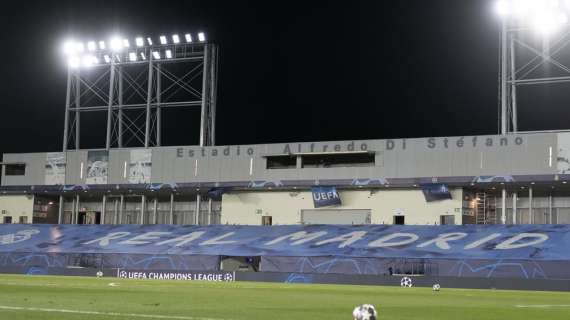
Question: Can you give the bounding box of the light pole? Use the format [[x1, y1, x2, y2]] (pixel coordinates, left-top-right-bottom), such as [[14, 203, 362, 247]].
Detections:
[[494, 0, 570, 134]]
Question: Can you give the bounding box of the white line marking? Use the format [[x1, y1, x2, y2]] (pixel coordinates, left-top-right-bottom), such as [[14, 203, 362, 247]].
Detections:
[[0, 305, 228, 320], [516, 305, 570, 308]]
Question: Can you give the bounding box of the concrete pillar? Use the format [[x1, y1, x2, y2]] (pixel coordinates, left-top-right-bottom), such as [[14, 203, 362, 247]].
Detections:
[[512, 192, 517, 225], [113, 198, 119, 224], [529, 186, 533, 224], [153, 197, 158, 224], [58, 195, 64, 224], [195, 194, 201, 225], [501, 188, 507, 224], [119, 195, 124, 224], [169, 193, 174, 224], [549, 194, 553, 224], [101, 195, 107, 224], [140, 195, 146, 225], [207, 198, 213, 225]]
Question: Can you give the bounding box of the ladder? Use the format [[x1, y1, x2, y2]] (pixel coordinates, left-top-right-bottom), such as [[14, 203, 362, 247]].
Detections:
[[475, 193, 497, 224]]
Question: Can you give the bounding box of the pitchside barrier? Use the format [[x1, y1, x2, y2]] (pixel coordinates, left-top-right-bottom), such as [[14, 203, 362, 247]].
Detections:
[[0, 224, 569, 283]]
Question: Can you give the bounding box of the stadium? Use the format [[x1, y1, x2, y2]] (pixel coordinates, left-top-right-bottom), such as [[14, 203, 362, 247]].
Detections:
[[0, 1, 570, 320]]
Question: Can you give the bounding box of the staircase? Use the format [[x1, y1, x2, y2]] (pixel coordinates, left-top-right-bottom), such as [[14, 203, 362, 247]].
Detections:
[[475, 193, 497, 224]]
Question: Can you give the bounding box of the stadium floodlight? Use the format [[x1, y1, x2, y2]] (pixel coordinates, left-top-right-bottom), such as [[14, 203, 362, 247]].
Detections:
[[87, 41, 96, 52], [103, 54, 111, 63], [123, 39, 130, 48], [140, 52, 146, 60], [172, 34, 180, 44], [135, 37, 144, 47], [533, 12, 568, 34], [165, 49, 172, 58], [495, 0, 510, 16], [198, 32, 205, 42], [62, 41, 75, 55], [99, 40, 106, 50], [152, 51, 161, 59], [147, 37, 153, 45], [110, 37, 123, 51], [67, 56, 80, 68], [129, 52, 137, 62], [160, 35, 167, 44], [81, 55, 97, 67], [76, 42, 85, 53], [495, 0, 569, 35], [185, 33, 192, 42]]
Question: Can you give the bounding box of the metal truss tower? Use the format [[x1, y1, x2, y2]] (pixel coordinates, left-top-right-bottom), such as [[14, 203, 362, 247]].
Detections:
[[62, 39, 218, 150], [499, 18, 570, 134]]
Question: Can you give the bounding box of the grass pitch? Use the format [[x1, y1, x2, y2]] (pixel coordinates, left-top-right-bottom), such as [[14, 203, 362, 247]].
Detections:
[[0, 274, 568, 320]]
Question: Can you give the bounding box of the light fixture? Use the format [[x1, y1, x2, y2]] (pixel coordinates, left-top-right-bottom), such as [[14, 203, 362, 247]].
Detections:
[[135, 37, 144, 47], [62, 41, 75, 55], [99, 41, 106, 50], [495, 0, 569, 35], [110, 37, 123, 51], [147, 37, 153, 45], [87, 41, 96, 51], [103, 55, 111, 63], [185, 33, 192, 42], [165, 49, 172, 58], [152, 51, 161, 59], [495, 0, 510, 17], [81, 55, 97, 67], [198, 32, 205, 42], [172, 34, 180, 44], [129, 52, 137, 62], [76, 42, 85, 53], [123, 39, 130, 48], [160, 35, 167, 44], [68, 56, 80, 68], [140, 52, 146, 60]]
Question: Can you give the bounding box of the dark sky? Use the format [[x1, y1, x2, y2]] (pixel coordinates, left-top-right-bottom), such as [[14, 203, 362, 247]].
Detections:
[[0, 0, 568, 155]]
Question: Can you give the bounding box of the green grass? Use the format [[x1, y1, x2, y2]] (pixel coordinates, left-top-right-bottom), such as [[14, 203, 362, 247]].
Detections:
[[0, 274, 568, 320]]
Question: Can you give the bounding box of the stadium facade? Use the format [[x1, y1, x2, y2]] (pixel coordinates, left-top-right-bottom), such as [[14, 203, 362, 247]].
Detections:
[[2, 131, 570, 227]]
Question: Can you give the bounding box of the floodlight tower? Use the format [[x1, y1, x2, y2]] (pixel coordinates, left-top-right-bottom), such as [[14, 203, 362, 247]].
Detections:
[[495, 0, 570, 134], [61, 32, 218, 150]]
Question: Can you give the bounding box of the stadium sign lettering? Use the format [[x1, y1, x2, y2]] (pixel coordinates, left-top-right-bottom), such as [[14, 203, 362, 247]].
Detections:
[[84, 230, 548, 251], [174, 136, 525, 158], [117, 270, 235, 281], [177, 146, 255, 158], [2, 225, 564, 260]]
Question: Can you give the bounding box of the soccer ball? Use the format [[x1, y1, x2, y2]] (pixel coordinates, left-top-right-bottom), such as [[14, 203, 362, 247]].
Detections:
[[96, 271, 103, 278], [400, 276, 413, 288], [352, 304, 377, 320], [433, 283, 441, 291]]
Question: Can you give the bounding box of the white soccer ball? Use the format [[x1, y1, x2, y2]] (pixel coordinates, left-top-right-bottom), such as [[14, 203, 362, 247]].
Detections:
[[96, 271, 103, 278], [433, 283, 441, 291], [400, 276, 413, 288], [352, 304, 377, 320]]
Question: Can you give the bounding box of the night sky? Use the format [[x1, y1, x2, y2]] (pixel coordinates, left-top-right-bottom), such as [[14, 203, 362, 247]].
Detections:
[[0, 0, 568, 155]]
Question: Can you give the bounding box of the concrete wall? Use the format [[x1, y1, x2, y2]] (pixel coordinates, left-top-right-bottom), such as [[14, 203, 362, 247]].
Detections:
[[221, 188, 463, 225], [0, 133, 560, 186], [0, 195, 34, 224]]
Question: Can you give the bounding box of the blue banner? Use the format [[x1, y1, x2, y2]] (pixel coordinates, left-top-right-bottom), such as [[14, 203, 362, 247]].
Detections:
[[311, 186, 341, 208], [421, 183, 452, 201], [0, 224, 569, 261]]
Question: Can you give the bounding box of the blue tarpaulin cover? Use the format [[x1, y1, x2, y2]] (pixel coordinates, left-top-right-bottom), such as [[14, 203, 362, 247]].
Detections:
[[0, 224, 568, 260]]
